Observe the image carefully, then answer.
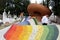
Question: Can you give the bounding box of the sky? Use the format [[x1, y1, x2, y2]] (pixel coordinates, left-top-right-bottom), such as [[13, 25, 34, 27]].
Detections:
[[30, 0, 43, 4]]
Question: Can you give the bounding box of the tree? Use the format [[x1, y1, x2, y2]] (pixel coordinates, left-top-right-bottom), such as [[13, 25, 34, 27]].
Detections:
[[0, 0, 8, 14], [14, 0, 30, 16], [43, 0, 50, 7], [53, 0, 60, 16]]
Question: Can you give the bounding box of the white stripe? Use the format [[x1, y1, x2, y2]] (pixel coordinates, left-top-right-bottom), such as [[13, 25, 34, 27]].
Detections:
[[28, 19, 38, 40]]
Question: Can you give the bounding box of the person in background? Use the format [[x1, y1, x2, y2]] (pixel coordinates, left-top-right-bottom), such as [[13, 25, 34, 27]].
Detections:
[[19, 12, 25, 22], [41, 15, 50, 25], [0, 19, 3, 25]]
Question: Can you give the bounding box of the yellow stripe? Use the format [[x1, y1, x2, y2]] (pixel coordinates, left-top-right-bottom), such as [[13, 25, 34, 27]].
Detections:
[[23, 25, 32, 40], [18, 25, 32, 40], [34, 25, 44, 40]]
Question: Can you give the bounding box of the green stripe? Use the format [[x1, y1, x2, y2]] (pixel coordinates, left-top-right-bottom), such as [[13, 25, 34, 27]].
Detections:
[[46, 25, 59, 40], [46, 25, 55, 40], [40, 25, 49, 40], [51, 25, 59, 40], [33, 18, 38, 25]]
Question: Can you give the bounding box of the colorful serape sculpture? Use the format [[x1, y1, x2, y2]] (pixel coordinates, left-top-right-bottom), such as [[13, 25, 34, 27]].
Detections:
[[4, 18, 59, 40]]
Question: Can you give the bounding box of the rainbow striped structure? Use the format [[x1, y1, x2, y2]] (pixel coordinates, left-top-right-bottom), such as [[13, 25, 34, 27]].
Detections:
[[4, 24, 59, 40], [4, 18, 59, 40]]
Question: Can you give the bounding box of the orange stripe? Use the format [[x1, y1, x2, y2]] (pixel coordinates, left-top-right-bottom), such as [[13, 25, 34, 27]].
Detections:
[[4, 24, 24, 40], [4, 24, 17, 40]]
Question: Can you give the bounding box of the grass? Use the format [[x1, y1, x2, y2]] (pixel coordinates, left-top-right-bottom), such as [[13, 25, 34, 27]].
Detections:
[[0, 23, 11, 30]]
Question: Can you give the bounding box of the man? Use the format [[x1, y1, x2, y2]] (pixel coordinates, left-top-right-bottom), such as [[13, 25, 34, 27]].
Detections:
[[41, 15, 49, 25]]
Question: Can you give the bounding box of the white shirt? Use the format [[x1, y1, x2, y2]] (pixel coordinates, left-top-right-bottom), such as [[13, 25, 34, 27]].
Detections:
[[41, 16, 49, 24]]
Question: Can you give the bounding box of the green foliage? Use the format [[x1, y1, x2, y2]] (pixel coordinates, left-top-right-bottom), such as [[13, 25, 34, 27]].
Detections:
[[52, 0, 60, 16], [0, 0, 30, 15], [43, 0, 50, 7], [14, 0, 30, 16], [53, 6, 60, 16], [0, 0, 8, 13]]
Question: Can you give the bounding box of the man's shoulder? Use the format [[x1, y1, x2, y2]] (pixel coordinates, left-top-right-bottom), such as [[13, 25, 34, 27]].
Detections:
[[42, 16, 46, 18]]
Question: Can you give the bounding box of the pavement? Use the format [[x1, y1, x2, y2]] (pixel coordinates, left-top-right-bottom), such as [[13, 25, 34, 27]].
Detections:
[[0, 24, 60, 40], [56, 25, 60, 40], [0, 25, 11, 40]]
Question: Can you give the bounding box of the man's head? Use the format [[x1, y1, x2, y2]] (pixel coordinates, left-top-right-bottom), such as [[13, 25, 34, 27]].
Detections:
[[20, 12, 24, 16]]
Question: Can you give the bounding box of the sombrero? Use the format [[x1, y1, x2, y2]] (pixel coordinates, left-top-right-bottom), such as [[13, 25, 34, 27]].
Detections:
[[27, 3, 51, 16]]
